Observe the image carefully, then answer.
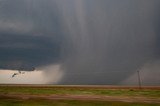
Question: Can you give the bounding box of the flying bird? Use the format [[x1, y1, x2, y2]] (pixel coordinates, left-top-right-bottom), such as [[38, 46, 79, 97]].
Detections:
[[11, 70, 25, 78], [11, 73, 19, 78]]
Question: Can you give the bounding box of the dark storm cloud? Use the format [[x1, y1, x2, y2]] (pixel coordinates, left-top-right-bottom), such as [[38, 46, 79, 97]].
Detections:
[[0, 0, 160, 85], [0, 32, 61, 70], [0, 0, 63, 70]]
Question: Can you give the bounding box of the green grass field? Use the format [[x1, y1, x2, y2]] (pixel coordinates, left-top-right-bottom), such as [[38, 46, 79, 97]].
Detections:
[[0, 99, 159, 106], [0, 85, 159, 106], [0, 86, 159, 97]]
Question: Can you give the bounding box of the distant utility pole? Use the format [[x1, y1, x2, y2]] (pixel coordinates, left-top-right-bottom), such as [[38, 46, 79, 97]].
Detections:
[[137, 70, 142, 89]]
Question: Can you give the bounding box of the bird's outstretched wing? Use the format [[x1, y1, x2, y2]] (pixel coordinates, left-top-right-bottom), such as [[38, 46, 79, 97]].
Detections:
[[11, 70, 26, 78], [11, 73, 18, 78], [12, 73, 16, 78]]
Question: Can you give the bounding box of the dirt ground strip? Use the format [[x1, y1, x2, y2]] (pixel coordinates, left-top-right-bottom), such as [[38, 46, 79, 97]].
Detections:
[[0, 94, 160, 104], [0, 85, 160, 90]]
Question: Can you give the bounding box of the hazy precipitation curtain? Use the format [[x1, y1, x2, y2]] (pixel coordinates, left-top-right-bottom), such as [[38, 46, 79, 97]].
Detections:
[[0, 0, 160, 85]]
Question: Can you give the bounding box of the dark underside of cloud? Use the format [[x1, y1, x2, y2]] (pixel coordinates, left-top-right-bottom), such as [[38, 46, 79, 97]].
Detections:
[[0, 0, 160, 85], [0, 32, 61, 70]]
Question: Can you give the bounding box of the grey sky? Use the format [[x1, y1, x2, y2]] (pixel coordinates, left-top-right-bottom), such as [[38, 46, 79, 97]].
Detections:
[[0, 0, 160, 85]]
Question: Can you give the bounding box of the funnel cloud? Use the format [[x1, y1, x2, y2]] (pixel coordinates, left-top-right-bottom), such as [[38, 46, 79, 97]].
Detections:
[[0, 0, 160, 85]]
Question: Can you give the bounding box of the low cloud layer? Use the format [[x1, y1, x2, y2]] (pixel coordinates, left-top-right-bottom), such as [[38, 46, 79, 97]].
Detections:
[[0, 0, 160, 85]]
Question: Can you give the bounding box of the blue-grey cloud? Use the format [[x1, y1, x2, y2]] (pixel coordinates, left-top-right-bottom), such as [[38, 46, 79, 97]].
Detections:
[[0, 0, 160, 85]]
